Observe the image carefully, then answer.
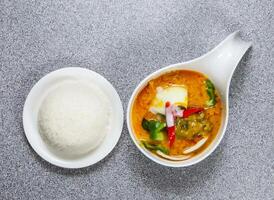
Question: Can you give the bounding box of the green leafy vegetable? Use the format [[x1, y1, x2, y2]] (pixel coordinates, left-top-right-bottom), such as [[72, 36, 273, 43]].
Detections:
[[141, 141, 169, 154], [205, 79, 217, 107], [150, 131, 165, 141], [142, 119, 166, 141]]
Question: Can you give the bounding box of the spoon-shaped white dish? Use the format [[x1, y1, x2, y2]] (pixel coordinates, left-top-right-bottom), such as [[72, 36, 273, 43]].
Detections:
[[127, 31, 252, 167]]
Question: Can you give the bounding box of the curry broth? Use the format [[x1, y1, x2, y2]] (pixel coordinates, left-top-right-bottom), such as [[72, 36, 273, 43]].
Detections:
[[131, 70, 222, 156]]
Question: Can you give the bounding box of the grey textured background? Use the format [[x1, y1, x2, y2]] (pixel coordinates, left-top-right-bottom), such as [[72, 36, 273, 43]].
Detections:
[[0, 0, 273, 199]]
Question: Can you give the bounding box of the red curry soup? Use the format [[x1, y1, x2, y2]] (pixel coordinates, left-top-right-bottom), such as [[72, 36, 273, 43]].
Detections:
[[131, 70, 222, 161]]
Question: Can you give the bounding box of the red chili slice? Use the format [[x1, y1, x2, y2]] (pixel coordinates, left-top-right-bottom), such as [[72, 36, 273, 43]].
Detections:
[[183, 108, 204, 118]]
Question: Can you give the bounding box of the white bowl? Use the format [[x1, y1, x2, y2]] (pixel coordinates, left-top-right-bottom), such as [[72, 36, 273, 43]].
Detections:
[[23, 67, 124, 168], [127, 32, 251, 167]]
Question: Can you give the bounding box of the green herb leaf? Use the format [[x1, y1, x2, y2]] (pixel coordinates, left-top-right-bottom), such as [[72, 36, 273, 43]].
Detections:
[[205, 79, 217, 107], [141, 141, 169, 154]]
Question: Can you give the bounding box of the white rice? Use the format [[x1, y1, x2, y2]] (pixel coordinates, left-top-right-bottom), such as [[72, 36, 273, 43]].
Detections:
[[38, 80, 111, 157]]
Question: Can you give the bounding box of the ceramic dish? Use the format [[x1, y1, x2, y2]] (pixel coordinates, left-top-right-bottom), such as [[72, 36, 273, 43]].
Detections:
[[23, 67, 123, 168], [127, 31, 251, 167]]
